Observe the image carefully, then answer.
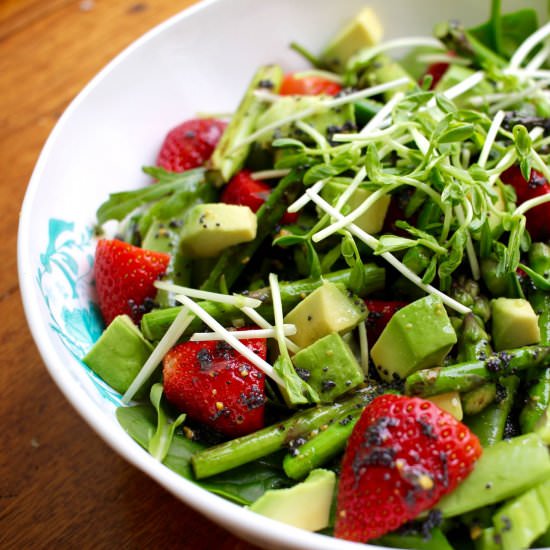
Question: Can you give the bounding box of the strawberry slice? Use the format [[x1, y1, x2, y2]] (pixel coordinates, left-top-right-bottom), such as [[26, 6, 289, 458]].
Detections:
[[365, 299, 408, 345], [500, 165, 550, 241], [163, 335, 267, 438], [156, 118, 226, 173], [221, 170, 298, 224], [94, 239, 170, 326], [335, 394, 482, 542]]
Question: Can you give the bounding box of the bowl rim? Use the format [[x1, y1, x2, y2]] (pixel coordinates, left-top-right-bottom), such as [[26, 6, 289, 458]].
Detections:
[[16, 1, 380, 548]]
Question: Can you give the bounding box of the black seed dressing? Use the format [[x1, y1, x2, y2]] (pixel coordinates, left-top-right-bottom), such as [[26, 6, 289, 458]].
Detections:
[[295, 367, 311, 381], [197, 348, 213, 370]]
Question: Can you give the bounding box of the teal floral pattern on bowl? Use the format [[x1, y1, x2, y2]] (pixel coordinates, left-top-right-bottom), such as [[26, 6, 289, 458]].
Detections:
[[37, 218, 123, 406]]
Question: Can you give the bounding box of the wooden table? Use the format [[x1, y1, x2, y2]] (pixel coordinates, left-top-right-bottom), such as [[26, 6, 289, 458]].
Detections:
[[0, 1, 258, 547]]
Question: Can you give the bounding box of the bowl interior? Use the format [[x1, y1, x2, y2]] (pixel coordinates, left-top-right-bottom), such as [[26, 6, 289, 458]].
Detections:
[[18, 0, 548, 548]]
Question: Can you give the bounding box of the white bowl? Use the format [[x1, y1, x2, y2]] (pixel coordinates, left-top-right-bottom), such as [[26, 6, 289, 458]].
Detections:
[[18, 0, 547, 548]]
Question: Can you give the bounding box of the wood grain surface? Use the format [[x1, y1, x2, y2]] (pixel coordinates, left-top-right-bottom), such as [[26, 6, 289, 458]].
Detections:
[[0, 1, 260, 548]]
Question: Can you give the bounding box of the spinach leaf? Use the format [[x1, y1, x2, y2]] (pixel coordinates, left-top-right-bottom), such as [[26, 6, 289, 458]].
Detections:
[[116, 403, 292, 505], [468, 9, 539, 60], [96, 167, 208, 224]]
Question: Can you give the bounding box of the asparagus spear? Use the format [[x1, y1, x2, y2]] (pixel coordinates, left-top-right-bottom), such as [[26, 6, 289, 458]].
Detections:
[[405, 345, 550, 397], [192, 385, 381, 479], [457, 313, 497, 416], [141, 264, 385, 341], [465, 375, 519, 447], [521, 243, 550, 434], [282, 412, 360, 480]]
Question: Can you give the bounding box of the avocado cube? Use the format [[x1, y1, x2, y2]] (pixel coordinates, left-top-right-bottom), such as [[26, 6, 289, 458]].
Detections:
[[284, 281, 367, 348], [370, 295, 457, 382], [321, 181, 391, 234], [82, 314, 153, 395], [292, 333, 364, 403], [321, 6, 383, 72], [491, 298, 540, 351], [180, 203, 257, 258], [492, 478, 550, 550], [428, 391, 463, 421], [249, 469, 335, 531]]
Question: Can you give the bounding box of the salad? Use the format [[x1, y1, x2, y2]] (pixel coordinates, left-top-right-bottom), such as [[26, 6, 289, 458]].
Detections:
[[83, 1, 550, 548]]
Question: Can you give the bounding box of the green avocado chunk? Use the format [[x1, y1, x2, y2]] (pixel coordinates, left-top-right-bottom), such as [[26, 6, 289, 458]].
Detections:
[[437, 434, 550, 518], [370, 295, 457, 382], [179, 203, 257, 258], [292, 332, 364, 403], [82, 314, 153, 395], [491, 297, 540, 351], [492, 478, 550, 550], [248, 469, 335, 531], [320, 6, 383, 72], [284, 281, 367, 348]]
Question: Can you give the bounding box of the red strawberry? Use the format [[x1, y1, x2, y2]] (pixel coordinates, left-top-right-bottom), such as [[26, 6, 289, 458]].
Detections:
[[163, 335, 267, 438], [335, 394, 482, 543], [221, 170, 298, 225], [94, 239, 170, 326], [500, 165, 550, 241], [421, 52, 455, 89], [365, 299, 408, 345], [156, 118, 226, 172], [279, 73, 342, 96]]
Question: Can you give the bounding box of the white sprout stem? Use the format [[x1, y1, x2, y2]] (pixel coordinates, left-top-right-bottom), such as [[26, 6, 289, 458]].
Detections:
[[334, 166, 367, 211], [359, 91, 404, 135], [348, 36, 444, 71], [526, 42, 550, 71], [478, 110, 505, 168], [410, 126, 431, 156], [305, 189, 471, 314], [293, 69, 343, 83], [253, 89, 284, 103], [358, 321, 369, 375], [122, 307, 195, 403], [426, 71, 485, 108], [190, 325, 296, 342], [509, 22, 550, 69], [229, 78, 411, 154], [514, 192, 550, 217], [154, 280, 261, 309], [295, 120, 331, 164], [175, 294, 284, 386], [416, 53, 471, 66], [531, 149, 550, 183], [250, 168, 291, 180], [490, 79, 550, 113], [313, 183, 397, 243], [268, 273, 293, 366], [240, 306, 301, 354], [287, 179, 326, 213], [504, 68, 550, 80], [332, 120, 413, 143], [455, 204, 480, 280]]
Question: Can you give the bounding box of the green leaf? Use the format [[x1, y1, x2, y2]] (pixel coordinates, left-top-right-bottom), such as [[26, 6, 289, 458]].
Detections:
[[435, 94, 458, 114], [438, 124, 475, 144], [148, 383, 186, 462], [96, 167, 206, 224], [422, 255, 438, 285], [272, 233, 307, 247], [438, 228, 467, 278], [305, 240, 322, 278], [519, 263, 550, 291], [375, 235, 418, 254], [273, 355, 320, 406], [272, 138, 307, 149], [116, 404, 292, 505]]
